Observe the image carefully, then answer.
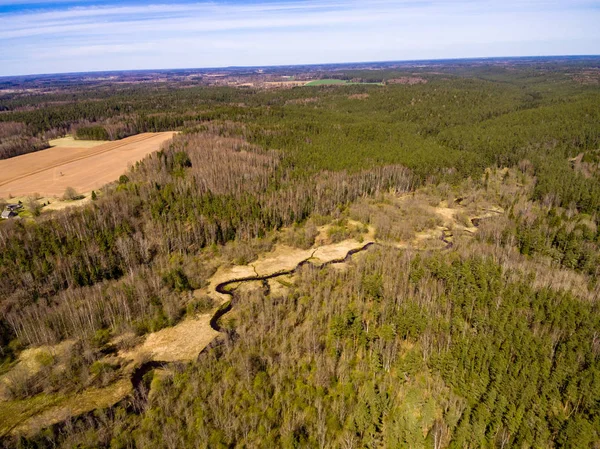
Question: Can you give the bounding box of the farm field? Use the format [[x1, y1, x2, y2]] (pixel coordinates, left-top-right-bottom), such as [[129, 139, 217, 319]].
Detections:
[[304, 79, 348, 86], [48, 136, 109, 148], [304, 79, 384, 86], [263, 80, 308, 88], [0, 132, 175, 197]]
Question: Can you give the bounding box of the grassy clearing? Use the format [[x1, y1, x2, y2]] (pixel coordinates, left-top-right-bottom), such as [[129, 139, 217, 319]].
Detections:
[[0, 193, 92, 221], [0, 393, 66, 436], [119, 315, 218, 363], [0, 340, 76, 401], [305, 79, 348, 86], [5, 379, 131, 437]]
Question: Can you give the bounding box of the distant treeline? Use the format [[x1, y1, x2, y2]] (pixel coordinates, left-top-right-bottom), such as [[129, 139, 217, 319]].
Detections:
[[2, 71, 599, 214], [0, 121, 48, 159], [75, 125, 109, 140]]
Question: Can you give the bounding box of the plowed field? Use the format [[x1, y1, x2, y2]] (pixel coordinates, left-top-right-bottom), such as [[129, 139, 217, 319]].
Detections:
[[0, 132, 175, 197]]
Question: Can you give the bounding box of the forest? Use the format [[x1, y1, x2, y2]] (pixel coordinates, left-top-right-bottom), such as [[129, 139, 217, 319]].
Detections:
[[0, 57, 600, 447]]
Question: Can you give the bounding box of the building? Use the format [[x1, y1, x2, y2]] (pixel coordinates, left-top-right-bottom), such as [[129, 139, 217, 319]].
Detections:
[[1, 209, 18, 219], [5, 204, 22, 212], [1, 203, 22, 219]]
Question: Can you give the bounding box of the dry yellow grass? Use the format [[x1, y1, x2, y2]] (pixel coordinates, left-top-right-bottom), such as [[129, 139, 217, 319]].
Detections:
[[42, 194, 92, 211], [0, 340, 75, 402], [3, 379, 131, 437], [263, 80, 309, 88], [119, 314, 218, 363], [4, 193, 92, 215], [48, 136, 108, 148]]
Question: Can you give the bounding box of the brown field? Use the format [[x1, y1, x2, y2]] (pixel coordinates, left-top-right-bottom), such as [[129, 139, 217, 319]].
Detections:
[[263, 80, 309, 88], [0, 132, 175, 198]]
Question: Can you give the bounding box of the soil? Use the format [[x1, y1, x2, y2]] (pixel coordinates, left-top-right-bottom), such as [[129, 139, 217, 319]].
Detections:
[[0, 132, 175, 197]]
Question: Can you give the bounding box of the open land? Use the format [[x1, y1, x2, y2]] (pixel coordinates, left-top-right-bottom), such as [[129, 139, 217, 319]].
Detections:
[[304, 79, 384, 86], [48, 136, 109, 148], [304, 79, 349, 86], [0, 132, 175, 198]]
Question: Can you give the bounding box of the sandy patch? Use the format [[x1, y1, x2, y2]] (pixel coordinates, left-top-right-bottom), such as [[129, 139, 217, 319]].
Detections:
[[119, 314, 218, 363]]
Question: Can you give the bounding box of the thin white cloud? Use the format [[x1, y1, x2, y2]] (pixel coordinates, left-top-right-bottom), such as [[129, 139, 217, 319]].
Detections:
[[0, 0, 598, 76], [2, 8, 398, 39]]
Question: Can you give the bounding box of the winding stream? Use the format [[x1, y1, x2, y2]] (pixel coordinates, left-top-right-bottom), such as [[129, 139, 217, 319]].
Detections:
[[5, 231, 455, 438], [132, 241, 377, 393], [133, 231, 456, 392]]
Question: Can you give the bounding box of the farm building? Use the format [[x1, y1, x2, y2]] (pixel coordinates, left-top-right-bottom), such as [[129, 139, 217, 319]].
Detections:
[[1, 209, 17, 219], [1, 203, 22, 219]]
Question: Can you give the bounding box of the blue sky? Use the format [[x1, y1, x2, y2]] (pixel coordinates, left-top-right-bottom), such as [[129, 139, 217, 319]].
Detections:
[[0, 0, 599, 76]]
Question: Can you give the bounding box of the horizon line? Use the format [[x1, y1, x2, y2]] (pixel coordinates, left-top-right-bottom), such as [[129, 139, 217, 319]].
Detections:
[[2, 54, 599, 80]]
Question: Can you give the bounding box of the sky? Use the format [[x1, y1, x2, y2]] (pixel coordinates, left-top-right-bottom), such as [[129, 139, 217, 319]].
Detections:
[[0, 0, 599, 76]]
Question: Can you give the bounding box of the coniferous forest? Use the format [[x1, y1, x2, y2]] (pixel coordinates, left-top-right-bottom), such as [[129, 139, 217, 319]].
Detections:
[[1, 57, 600, 448]]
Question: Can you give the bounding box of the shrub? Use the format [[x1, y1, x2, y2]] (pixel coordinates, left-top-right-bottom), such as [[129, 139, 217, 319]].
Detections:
[[162, 268, 192, 292], [63, 186, 82, 201], [186, 296, 215, 316]]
